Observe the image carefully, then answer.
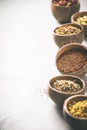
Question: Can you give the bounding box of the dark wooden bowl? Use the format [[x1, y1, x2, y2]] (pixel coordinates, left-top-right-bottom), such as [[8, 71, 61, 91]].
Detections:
[[63, 95, 87, 129], [71, 11, 87, 37], [47, 75, 85, 108], [56, 43, 87, 77], [51, 0, 80, 23], [53, 23, 84, 48]]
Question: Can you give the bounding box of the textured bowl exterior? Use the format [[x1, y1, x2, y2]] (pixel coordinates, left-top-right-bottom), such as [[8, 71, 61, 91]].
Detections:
[[47, 75, 85, 108], [51, 1, 80, 23], [71, 11, 87, 37], [63, 95, 87, 129], [56, 43, 87, 77], [53, 23, 84, 48]]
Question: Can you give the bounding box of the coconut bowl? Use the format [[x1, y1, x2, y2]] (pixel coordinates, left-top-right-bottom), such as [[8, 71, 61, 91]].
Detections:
[[56, 43, 87, 77], [51, 0, 80, 23], [63, 95, 87, 129], [47, 75, 85, 108], [53, 23, 84, 48]]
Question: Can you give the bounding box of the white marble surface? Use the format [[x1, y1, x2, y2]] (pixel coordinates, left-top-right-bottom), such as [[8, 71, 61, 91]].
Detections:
[[0, 0, 87, 130]]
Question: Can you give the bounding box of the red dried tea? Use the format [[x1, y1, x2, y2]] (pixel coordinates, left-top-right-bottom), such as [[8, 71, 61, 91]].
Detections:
[[52, 0, 78, 6]]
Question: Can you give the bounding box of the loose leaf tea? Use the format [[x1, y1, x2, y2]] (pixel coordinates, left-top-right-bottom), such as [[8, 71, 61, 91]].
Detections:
[[52, 79, 81, 92], [57, 49, 87, 74], [52, 0, 78, 6], [54, 25, 81, 35], [68, 100, 87, 118], [76, 16, 87, 26]]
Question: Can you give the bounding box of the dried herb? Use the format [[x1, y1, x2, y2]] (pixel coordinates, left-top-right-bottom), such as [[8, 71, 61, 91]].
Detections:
[[76, 16, 87, 26], [52, 0, 78, 6], [52, 79, 81, 92], [68, 100, 87, 118], [55, 25, 81, 35], [57, 49, 87, 74]]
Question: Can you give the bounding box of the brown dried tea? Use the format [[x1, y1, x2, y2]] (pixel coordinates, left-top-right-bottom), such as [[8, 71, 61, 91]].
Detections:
[[57, 49, 87, 74]]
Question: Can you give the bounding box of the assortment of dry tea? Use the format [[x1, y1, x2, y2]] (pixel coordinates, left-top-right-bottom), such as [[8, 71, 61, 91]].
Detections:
[[50, 0, 87, 124], [51, 0, 87, 82]]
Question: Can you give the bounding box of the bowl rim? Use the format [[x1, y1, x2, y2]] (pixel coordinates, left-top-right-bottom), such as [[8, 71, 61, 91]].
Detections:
[[63, 95, 87, 120], [48, 74, 85, 95], [56, 43, 87, 55], [53, 23, 84, 36], [51, 0, 80, 8]]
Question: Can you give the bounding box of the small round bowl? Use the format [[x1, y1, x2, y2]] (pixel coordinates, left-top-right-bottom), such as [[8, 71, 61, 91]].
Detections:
[[51, 0, 80, 23], [56, 43, 87, 77], [63, 95, 87, 129], [47, 75, 85, 108], [53, 23, 84, 48], [71, 11, 87, 37]]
